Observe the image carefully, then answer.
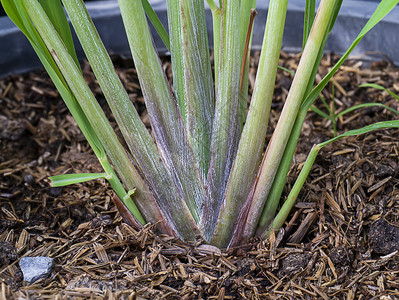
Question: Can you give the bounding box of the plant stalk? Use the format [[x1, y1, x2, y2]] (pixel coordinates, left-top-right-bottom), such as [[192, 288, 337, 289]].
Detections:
[[62, 0, 201, 235], [239, 0, 338, 243], [25, 0, 177, 237], [118, 0, 205, 238], [201, 0, 242, 241], [210, 0, 288, 248], [179, 0, 215, 178]]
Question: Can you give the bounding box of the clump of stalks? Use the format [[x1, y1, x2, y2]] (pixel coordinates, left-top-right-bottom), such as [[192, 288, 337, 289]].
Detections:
[[3, 0, 398, 248]]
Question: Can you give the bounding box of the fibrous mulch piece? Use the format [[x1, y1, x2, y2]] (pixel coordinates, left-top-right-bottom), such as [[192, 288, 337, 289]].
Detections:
[[0, 52, 399, 299]]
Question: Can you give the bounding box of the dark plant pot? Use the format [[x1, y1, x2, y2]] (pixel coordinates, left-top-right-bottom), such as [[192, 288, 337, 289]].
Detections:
[[1, 0, 398, 78]]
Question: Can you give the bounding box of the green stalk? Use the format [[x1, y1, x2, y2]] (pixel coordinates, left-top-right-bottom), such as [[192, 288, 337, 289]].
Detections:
[[141, 0, 170, 50], [240, 0, 338, 242], [257, 0, 399, 234], [212, 8, 221, 89], [256, 0, 397, 237], [210, 0, 288, 248], [267, 143, 320, 235], [179, 0, 215, 178], [25, 0, 178, 237], [62, 0, 199, 234], [238, 0, 256, 129], [118, 0, 205, 238], [206, 0, 221, 96], [255, 32, 330, 235], [201, 0, 242, 241], [255, 109, 306, 235], [167, 0, 186, 122], [303, 0, 316, 48]]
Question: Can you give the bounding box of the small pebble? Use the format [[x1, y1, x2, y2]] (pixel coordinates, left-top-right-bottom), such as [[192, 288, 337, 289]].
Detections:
[[19, 257, 54, 283], [47, 187, 63, 197], [23, 173, 35, 185], [375, 165, 395, 178]]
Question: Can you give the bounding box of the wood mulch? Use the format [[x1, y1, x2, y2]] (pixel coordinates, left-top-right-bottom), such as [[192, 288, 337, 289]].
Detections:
[[0, 51, 398, 299]]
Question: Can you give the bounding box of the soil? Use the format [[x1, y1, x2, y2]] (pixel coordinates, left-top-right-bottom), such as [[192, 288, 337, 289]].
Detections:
[[0, 52, 399, 299]]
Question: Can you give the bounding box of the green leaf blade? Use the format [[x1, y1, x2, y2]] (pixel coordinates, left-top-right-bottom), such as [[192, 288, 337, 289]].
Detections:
[[50, 173, 106, 187], [360, 83, 399, 102], [39, 0, 80, 69], [141, 0, 170, 50]]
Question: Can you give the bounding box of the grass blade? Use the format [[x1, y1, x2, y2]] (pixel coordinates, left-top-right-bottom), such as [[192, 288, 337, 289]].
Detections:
[[336, 103, 399, 118], [141, 0, 170, 50], [359, 83, 399, 102], [39, 0, 80, 69], [303, 0, 316, 48], [50, 173, 106, 187], [310, 105, 332, 121]]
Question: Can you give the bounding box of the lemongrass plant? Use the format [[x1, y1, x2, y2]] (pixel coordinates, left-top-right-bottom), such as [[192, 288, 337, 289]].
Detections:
[[3, 0, 399, 248]]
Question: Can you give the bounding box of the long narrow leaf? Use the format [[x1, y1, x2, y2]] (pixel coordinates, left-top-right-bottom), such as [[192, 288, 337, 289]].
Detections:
[[39, 0, 80, 69], [141, 0, 170, 50], [50, 173, 106, 187], [310, 105, 332, 121], [359, 83, 399, 102], [336, 102, 399, 118]]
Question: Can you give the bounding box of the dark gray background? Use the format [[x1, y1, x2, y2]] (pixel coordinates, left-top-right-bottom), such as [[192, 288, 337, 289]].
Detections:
[[1, 0, 398, 77]]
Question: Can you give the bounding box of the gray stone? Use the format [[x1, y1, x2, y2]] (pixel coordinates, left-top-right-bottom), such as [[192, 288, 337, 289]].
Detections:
[[19, 257, 54, 283]]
